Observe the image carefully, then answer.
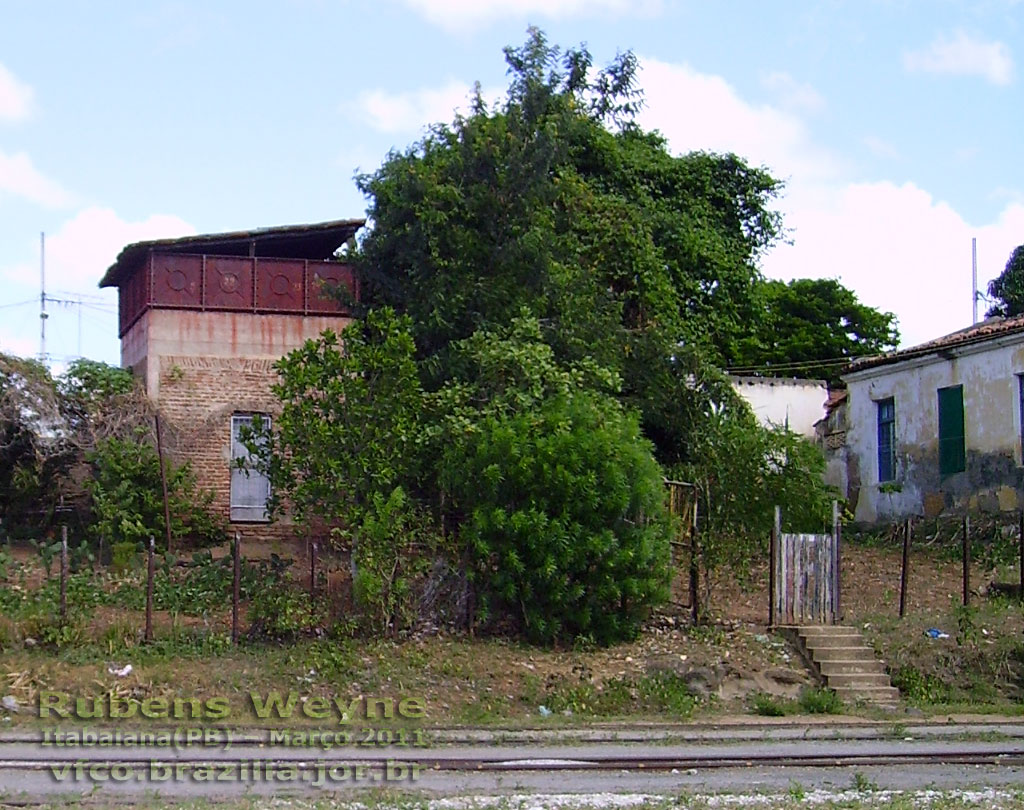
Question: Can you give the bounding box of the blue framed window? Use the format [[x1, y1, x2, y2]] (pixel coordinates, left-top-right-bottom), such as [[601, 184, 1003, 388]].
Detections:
[[1018, 374, 1024, 462], [877, 398, 896, 482]]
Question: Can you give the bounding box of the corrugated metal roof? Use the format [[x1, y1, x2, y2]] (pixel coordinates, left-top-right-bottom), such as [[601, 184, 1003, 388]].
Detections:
[[845, 314, 1024, 375], [98, 218, 365, 288]]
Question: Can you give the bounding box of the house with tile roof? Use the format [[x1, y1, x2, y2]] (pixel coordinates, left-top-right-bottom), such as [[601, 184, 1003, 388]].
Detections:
[[839, 315, 1024, 523]]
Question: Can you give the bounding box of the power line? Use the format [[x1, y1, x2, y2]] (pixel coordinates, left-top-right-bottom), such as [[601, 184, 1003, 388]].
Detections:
[[0, 298, 37, 310], [726, 354, 877, 374]]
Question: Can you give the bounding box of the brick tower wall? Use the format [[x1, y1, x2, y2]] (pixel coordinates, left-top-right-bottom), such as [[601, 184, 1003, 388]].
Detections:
[[122, 308, 353, 547]]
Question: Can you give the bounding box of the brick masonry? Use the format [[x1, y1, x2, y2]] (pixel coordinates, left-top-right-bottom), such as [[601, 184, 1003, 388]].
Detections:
[[122, 308, 355, 546], [156, 354, 295, 545]]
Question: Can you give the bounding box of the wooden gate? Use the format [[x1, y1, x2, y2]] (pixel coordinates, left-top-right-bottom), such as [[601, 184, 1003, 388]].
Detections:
[[770, 504, 840, 626], [664, 479, 698, 622]]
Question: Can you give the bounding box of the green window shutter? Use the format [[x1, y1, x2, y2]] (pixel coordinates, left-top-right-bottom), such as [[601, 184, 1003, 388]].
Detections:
[[937, 385, 965, 477]]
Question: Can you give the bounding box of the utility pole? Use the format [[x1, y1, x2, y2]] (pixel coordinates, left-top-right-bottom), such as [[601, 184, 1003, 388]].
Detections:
[[39, 232, 47, 362], [972, 237, 979, 325]]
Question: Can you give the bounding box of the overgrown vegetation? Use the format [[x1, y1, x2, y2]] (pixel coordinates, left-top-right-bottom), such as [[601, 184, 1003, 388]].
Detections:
[[749, 687, 843, 717], [0, 354, 224, 552], [87, 434, 225, 549], [4, 30, 880, 649], [864, 593, 1024, 708], [0, 547, 308, 653], [241, 30, 839, 643]]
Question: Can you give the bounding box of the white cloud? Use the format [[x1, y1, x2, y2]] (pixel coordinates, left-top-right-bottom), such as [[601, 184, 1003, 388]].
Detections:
[[0, 149, 73, 207], [903, 30, 1014, 85], [354, 80, 502, 134], [762, 185, 1024, 348], [760, 71, 824, 113], [4, 207, 195, 293], [636, 57, 843, 186], [400, 0, 660, 31], [634, 54, 1021, 350], [0, 62, 33, 122], [863, 135, 900, 160]]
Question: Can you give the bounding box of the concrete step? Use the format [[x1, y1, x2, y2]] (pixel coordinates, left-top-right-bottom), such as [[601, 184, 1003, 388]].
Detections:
[[792, 624, 899, 708], [808, 645, 877, 662], [801, 632, 874, 649], [799, 625, 862, 637], [825, 672, 894, 689], [833, 685, 901, 705], [818, 659, 888, 676]]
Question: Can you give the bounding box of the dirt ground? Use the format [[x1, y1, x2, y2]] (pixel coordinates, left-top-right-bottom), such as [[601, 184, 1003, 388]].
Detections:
[[703, 543, 1002, 626], [2, 537, 1022, 724]]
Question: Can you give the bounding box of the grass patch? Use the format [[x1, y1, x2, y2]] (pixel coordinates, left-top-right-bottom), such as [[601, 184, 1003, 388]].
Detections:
[[862, 594, 1024, 712], [750, 692, 795, 717], [798, 686, 843, 714], [542, 672, 697, 719]]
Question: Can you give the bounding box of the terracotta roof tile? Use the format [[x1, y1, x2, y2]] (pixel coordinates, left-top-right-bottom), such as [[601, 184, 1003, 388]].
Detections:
[[845, 315, 1024, 375]]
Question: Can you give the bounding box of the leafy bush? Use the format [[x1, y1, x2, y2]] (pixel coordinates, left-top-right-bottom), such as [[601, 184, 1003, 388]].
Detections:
[[110, 541, 137, 572], [86, 434, 225, 549], [443, 388, 671, 645], [246, 555, 324, 640], [29, 538, 62, 578], [798, 686, 843, 714], [351, 486, 440, 636], [890, 665, 953, 705], [245, 307, 424, 530], [248, 583, 322, 640], [751, 692, 794, 717]]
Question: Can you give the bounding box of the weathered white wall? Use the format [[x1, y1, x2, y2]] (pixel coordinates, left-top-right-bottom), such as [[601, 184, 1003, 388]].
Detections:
[[122, 308, 352, 399], [843, 334, 1024, 523], [730, 376, 829, 438]]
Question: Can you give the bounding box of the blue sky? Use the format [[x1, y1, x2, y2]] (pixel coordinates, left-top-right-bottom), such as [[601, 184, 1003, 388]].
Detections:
[[0, 0, 1022, 369]]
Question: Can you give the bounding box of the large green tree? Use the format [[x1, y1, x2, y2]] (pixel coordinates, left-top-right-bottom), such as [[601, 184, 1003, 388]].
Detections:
[[356, 28, 783, 466], [255, 31, 839, 639], [730, 278, 899, 381], [987, 244, 1024, 317]]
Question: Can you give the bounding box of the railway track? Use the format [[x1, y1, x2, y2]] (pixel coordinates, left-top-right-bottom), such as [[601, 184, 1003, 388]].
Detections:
[[2, 734, 1023, 800], [2, 746, 1024, 770]]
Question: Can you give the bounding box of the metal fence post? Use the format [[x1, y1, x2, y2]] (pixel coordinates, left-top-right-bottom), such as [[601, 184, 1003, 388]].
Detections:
[[59, 525, 68, 624], [232, 532, 241, 644], [145, 536, 155, 642], [962, 515, 971, 606], [899, 518, 911, 618], [769, 506, 780, 628]]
